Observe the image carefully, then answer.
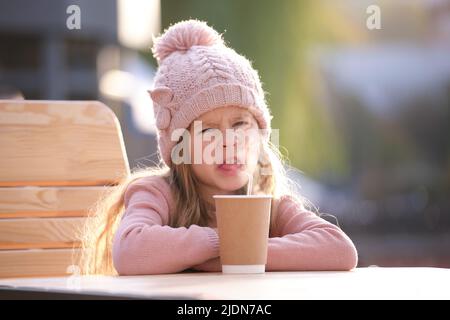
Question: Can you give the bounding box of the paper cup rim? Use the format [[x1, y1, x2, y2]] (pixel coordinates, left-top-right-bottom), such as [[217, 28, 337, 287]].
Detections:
[[213, 195, 272, 199]]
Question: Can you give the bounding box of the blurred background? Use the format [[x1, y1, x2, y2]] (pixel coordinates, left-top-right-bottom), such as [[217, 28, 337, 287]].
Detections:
[[0, 0, 449, 267]]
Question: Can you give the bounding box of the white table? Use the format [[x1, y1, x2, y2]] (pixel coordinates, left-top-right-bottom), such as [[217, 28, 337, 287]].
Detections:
[[0, 267, 449, 299]]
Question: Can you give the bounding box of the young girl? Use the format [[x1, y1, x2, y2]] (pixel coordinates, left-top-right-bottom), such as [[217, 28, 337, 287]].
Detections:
[[80, 20, 358, 275]]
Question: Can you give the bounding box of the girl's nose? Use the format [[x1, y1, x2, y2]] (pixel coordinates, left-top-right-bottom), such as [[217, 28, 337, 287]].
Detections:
[[221, 129, 239, 148]]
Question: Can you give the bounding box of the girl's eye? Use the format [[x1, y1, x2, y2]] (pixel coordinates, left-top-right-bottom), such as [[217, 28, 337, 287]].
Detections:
[[201, 127, 219, 134], [234, 121, 248, 127]]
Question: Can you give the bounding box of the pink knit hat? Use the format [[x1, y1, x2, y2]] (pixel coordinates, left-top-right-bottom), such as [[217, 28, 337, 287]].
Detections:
[[149, 20, 272, 166]]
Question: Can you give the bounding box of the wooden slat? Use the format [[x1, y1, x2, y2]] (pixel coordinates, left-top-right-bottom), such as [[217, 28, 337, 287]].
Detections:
[[0, 186, 114, 218], [0, 249, 79, 278], [0, 242, 80, 250], [0, 100, 130, 186], [0, 218, 86, 249]]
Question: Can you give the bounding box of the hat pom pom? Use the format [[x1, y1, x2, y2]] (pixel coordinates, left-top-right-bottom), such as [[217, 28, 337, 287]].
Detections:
[[152, 20, 223, 63]]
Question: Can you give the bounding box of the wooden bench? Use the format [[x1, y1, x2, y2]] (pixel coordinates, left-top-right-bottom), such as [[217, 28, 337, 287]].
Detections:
[[0, 100, 130, 278]]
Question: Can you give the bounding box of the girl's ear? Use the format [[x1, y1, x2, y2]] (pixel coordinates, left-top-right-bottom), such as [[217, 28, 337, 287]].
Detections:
[[148, 86, 174, 105]]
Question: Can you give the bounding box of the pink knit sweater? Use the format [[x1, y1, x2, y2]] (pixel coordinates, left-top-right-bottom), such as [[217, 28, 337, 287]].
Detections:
[[112, 175, 358, 275]]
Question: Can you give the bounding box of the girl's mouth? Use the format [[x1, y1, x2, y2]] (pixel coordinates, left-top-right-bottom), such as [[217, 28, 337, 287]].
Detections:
[[216, 164, 244, 176]]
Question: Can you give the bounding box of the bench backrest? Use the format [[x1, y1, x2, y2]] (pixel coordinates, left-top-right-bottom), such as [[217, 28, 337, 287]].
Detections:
[[0, 100, 130, 278]]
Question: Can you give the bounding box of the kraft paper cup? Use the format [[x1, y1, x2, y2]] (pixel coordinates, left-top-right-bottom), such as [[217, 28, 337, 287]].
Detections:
[[213, 195, 272, 274]]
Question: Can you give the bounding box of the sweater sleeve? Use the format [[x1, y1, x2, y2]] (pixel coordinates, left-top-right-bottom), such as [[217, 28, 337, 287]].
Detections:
[[266, 195, 358, 271], [192, 195, 358, 272], [112, 177, 220, 275]]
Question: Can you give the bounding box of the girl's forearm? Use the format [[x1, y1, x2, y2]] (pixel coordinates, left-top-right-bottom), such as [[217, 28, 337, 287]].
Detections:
[[113, 225, 220, 275]]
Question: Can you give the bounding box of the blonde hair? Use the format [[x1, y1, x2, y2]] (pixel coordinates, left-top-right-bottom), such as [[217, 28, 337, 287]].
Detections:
[[77, 136, 307, 275]]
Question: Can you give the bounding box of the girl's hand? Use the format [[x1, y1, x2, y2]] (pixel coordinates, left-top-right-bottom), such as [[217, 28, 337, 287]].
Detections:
[[192, 257, 221, 272]]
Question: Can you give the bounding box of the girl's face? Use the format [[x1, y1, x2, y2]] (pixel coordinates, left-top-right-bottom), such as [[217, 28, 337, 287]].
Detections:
[[188, 106, 261, 195]]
